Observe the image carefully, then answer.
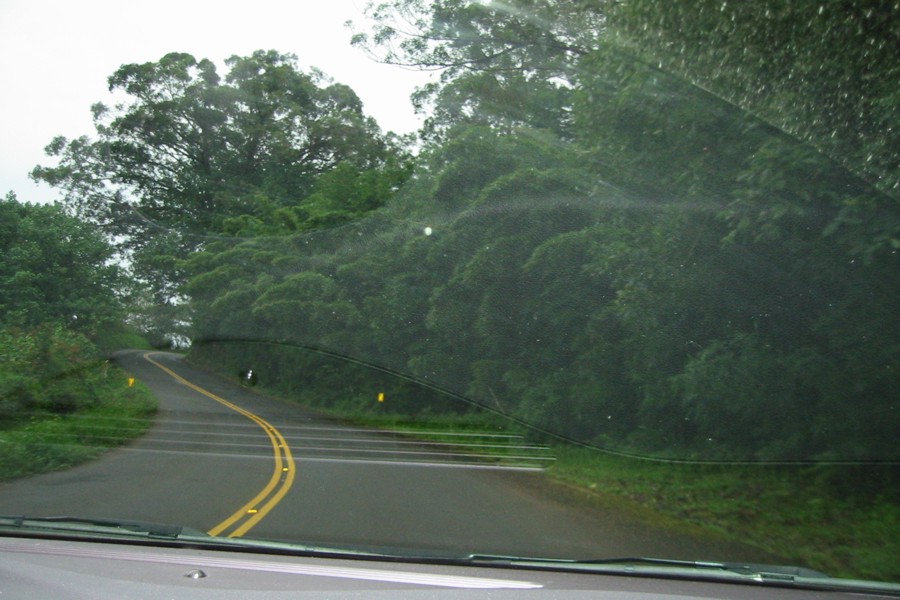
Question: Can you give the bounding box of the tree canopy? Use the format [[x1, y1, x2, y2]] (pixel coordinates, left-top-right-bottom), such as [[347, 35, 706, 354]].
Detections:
[[32, 50, 411, 334], [34, 51, 395, 236], [0, 193, 123, 334], [0, 193, 138, 422]]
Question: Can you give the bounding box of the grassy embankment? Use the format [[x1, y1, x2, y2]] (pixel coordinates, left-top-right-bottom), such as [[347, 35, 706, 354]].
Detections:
[[0, 366, 157, 481], [548, 445, 898, 582], [284, 406, 899, 582]]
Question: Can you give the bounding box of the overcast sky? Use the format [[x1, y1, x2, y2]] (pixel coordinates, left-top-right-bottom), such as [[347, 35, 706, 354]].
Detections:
[[0, 0, 431, 204]]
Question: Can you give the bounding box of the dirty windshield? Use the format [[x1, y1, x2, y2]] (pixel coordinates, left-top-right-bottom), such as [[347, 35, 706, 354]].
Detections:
[[0, 0, 897, 586]]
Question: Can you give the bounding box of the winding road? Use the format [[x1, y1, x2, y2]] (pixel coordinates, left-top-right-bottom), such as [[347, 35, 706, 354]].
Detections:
[[0, 350, 774, 561]]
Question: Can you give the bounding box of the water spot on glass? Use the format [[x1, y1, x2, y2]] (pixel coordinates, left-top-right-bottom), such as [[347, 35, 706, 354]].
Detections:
[[185, 569, 206, 579]]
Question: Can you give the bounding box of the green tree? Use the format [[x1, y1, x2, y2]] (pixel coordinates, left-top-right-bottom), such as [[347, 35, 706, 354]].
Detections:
[[0, 193, 123, 334], [31, 51, 401, 307], [0, 194, 133, 421], [352, 0, 605, 139], [353, 0, 605, 77]]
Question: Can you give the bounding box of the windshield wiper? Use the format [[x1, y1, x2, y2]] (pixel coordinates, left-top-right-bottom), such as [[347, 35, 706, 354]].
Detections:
[[0, 515, 204, 540], [462, 554, 900, 595], [469, 554, 823, 575], [0, 515, 392, 559]]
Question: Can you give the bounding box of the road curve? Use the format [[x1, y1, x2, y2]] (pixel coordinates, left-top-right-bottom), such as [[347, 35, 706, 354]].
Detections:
[[0, 350, 776, 562]]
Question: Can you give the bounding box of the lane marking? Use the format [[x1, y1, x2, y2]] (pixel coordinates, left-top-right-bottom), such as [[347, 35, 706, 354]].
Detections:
[[75, 433, 557, 464], [101, 425, 548, 452], [28, 444, 547, 471], [142, 352, 296, 538], [292, 456, 546, 471]]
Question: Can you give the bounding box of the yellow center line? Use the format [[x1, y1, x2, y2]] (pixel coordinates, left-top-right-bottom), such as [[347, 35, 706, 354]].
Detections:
[[142, 352, 296, 538]]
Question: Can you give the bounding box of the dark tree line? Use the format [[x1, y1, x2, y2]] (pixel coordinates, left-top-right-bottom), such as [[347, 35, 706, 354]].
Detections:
[[0, 194, 132, 422]]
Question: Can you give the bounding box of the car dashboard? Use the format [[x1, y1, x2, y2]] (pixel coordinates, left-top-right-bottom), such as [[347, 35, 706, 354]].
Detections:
[[1, 535, 896, 599]]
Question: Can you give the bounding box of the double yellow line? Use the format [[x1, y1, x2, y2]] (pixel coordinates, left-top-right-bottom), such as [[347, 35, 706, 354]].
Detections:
[[143, 353, 296, 538]]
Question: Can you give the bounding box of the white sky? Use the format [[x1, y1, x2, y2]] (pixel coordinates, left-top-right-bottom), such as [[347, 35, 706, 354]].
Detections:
[[0, 0, 431, 204]]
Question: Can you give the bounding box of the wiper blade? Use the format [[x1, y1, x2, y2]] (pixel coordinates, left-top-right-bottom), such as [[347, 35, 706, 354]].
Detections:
[[563, 556, 828, 578], [0, 515, 203, 540], [0, 516, 398, 560], [184, 534, 387, 557], [0, 516, 398, 561], [464, 554, 900, 594], [468, 554, 731, 569], [466, 553, 828, 575]]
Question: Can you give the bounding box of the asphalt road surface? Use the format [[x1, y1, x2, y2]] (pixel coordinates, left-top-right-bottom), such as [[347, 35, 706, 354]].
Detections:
[[0, 350, 775, 562]]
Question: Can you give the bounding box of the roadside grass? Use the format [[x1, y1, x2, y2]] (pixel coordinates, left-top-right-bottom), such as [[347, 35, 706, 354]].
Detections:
[[547, 445, 899, 582], [320, 410, 522, 437], [0, 369, 157, 481]]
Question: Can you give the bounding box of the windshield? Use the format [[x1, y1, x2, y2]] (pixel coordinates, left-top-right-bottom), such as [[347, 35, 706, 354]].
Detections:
[[0, 0, 897, 589]]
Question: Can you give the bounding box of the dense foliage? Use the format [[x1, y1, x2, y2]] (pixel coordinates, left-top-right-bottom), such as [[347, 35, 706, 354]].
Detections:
[[31, 51, 412, 328], [0, 193, 123, 333], [32, 2, 898, 462], [0, 324, 95, 422], [0, 195, 140, 422]]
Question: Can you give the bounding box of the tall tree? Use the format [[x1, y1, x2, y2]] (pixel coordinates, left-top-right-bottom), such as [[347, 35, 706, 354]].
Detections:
[[32, 50, 403, 335], [352, 0, 606, 76], [0, 193, 123, 335], [352, 0, 605, 137]]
